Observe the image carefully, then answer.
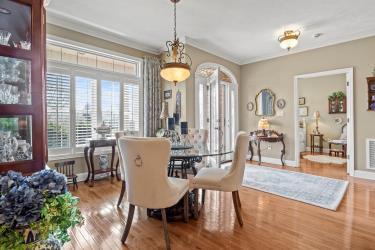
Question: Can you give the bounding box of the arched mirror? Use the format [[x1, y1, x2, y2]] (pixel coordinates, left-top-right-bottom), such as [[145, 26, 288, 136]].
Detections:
[[255, 89, 275, 116]]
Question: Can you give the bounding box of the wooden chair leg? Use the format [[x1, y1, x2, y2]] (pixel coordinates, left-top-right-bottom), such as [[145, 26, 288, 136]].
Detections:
[[201, 189, 206, 205], [74, 177, 78, 190], [193, 189, 199, 219], [161, 208, 171, 250], [117, 181, 126, 207], [236, 191, 242, 208], [232, 191, 243, 226], [121, 204, 135, 244], [183, 192, 189, 223]]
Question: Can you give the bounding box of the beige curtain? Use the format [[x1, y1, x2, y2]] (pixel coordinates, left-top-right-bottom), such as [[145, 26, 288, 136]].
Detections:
[[143, 56, 162, 136]]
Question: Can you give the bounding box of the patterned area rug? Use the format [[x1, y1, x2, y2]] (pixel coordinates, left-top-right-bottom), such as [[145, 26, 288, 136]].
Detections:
[[242, 164, 349, 210], [303, 155, 347, 164]]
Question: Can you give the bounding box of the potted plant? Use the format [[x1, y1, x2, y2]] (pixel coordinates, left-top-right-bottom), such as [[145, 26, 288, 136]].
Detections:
[[0, 169, 83, 249]]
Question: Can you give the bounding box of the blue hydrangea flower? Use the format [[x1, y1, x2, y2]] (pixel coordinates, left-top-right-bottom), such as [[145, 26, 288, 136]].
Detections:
[[28, 169, 67, 195]]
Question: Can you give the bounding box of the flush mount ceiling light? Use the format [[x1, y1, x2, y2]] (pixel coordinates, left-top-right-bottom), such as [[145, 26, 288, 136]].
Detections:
[[160, 0, 192, 85], [278, 30, 301, 51]]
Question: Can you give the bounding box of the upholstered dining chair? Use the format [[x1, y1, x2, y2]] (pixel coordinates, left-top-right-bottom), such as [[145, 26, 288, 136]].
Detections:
[[186, 128, 209, 171], [115, 131, 126, 206], [118, 137, 190, 250], [191, 131, 249, 226]]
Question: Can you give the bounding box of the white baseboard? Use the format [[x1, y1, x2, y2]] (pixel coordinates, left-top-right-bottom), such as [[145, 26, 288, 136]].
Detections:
[[76, 172, 115, 183], [248, 154, 298, 167], [354, 170, 375, 181]]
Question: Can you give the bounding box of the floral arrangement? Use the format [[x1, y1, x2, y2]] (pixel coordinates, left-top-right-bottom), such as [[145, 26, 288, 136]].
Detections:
[[0, 169, 83, 249]]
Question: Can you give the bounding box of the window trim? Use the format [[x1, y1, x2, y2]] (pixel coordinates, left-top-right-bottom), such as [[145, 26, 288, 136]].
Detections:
[[47, 39, 144, 158]]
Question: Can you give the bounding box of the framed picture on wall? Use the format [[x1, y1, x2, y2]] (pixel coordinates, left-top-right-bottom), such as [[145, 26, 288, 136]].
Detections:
[[299, 97, 306, 105], [164, 90, 172, 100], [299, 106, 309, 117]]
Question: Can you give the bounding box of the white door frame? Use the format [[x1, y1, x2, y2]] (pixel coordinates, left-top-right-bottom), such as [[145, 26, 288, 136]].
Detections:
[[195, 62, 239, 144], [293, 67, 354, 175]]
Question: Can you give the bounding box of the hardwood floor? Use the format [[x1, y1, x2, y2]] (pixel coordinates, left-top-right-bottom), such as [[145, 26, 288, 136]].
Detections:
[[64, 159, 375, 250]]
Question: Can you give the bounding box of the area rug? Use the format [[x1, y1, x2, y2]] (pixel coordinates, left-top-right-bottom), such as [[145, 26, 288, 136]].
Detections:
[[303, 155, 347, 164], [242, 164, 349, 210]]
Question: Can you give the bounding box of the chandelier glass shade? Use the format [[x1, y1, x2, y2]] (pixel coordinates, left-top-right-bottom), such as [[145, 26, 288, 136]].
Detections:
[[278, 30, 300, 51], [160, 0, 192, 85]]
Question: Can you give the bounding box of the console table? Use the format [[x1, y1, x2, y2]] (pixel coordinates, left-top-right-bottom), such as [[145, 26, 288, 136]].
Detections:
[[84, 138, 120, 187], [249, 130, 286, 166]]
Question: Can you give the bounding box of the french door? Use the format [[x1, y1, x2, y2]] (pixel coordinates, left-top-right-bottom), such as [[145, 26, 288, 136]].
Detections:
[[197, 66, 237, 165]]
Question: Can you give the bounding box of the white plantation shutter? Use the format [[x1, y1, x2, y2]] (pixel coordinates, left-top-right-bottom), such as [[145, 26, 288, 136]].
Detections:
[[46, 72, 71, 149], [124, 83, 140, 132], [101, 80, 120, 134], [75, 76, 97, 146]]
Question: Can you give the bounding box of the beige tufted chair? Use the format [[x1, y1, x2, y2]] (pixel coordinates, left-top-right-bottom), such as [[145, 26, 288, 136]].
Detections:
[[191, 132, 249, 226], [118, 137, 189, 250], [186, 128, 209, 170]]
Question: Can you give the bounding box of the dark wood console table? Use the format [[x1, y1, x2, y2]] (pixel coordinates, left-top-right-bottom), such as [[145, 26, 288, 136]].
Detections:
[[249, 130, 286, 166], [310, 134, 324, 154], [84, 138, 120, 187]]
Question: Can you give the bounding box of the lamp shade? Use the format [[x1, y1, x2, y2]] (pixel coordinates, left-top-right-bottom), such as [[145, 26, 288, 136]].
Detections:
[[160, 101, 169, 120], [258, 118, 270, 130], [313, 111, 321, 119], [160, 62, 191, 84]]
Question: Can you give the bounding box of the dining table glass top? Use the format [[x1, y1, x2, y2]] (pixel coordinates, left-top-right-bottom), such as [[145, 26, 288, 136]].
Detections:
[[170, 143, 232, 159]]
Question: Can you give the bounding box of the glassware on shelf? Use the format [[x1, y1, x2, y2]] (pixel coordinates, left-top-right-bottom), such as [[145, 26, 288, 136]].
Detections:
[[0, 116, 33, 163], [0, 30, 11, 46], [0, 56, 31, 104], [20, 40, 31, 50]]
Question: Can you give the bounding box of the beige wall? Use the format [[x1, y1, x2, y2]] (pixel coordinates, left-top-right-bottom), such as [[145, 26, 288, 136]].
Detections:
[[299, 74, 347, 149], [240, 36, 375, 170]]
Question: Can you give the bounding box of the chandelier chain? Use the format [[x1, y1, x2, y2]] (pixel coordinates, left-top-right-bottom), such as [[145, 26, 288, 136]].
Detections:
[[173, 1, 177, 41]]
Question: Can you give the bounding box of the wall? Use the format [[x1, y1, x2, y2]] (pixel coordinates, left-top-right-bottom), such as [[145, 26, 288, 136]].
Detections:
[[46, 24, 156, 173], [240, 36, 375, 170], [299, 74, 347, 150]]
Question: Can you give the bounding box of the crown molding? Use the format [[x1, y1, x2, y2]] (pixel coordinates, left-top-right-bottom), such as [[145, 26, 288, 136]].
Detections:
[[184, 37, 242, 65], [239, 31, 375, 65], [46, 9, 160, 55]]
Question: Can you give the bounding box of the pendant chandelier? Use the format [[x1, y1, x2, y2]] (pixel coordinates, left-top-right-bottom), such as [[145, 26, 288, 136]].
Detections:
[[160, 0, 192, 85]]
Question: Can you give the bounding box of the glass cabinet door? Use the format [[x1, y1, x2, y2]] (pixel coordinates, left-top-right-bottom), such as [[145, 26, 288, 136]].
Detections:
[[0, 55, 31, 104], [0, 0, 31, 50], [0, 115, 32, 163]]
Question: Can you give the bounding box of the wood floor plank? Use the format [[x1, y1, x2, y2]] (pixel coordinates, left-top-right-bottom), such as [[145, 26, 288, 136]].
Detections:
[[63, 158, 375, 249]]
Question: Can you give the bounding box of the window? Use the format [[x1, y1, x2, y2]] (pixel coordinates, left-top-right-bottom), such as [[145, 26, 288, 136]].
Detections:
[[75, 76, 97, 146], [46, 72, 71, 149], [46, 40, 142, 156], [101, 80, 120, 133], [124, 83, 140, 132]]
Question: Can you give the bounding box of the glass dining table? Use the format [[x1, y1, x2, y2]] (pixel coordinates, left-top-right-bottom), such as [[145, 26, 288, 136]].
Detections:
[[148, 143, 233, 221]]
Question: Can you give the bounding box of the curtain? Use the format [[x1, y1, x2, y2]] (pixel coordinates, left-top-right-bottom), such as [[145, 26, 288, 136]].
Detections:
[[143, 56, 162, 136]]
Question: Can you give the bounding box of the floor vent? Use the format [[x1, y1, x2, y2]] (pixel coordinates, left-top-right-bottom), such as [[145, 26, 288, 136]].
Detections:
[[367, 139, 375, 169]]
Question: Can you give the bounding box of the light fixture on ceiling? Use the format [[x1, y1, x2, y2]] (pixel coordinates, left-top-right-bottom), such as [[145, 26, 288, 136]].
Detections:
[[160, 0, 192, 85], [278, 30, 301, 51]]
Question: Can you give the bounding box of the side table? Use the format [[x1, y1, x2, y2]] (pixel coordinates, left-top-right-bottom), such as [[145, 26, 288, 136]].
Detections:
[[84, 138, 120, 187], [310, 134, 324, 154]]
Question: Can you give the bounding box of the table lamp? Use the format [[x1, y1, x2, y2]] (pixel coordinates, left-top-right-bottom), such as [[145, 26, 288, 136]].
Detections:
[[160, 101, 169, 129], [313, 111, 320, 134], [258, 118, 270, 135]]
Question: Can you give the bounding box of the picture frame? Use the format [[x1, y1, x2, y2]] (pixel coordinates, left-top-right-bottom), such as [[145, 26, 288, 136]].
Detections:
[[299, 106, 308, 117], [298, 97, 306, 105], [164, 90, 172, 100]]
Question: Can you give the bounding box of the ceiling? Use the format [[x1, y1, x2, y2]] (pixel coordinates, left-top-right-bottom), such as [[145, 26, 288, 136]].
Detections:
[[46, 0, 375, 65]]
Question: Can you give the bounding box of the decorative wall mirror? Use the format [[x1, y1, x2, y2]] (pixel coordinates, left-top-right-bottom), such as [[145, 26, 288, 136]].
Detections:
[[255, 89, 276, 116]]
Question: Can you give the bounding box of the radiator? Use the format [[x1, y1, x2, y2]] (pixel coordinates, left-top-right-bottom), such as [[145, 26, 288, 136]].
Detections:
[[367, 139, 375, 169]]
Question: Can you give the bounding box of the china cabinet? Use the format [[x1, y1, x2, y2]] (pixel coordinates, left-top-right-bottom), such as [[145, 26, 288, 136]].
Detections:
[[367, 77, 375, 111], [0, 0, 46, 173]]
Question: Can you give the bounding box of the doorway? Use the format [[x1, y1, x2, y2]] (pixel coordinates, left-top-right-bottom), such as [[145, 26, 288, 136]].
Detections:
[[294, 68, 354, 175], [195, 63, 238, 160]]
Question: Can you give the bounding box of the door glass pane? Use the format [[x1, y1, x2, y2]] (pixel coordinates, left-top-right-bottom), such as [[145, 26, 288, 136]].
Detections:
[[75, 76, 97, 146], [0, 56, 31, 104], [0, 115, 32, 163], [124, 83, 139, 132], [0, 0, 31, 50], [101, 80, 120, 135]]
